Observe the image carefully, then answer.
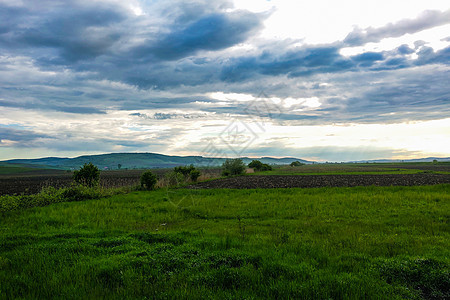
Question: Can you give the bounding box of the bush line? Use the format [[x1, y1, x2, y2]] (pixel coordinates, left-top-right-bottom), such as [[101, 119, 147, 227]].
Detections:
[[0, 184, 139, 213]]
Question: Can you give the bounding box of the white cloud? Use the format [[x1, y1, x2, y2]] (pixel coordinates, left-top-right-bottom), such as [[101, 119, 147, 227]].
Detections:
[[208, 92, 255, 102], [236, 0, 450, 43]]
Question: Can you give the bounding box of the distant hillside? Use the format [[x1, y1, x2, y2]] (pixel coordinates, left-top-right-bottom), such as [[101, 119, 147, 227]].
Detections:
[[352, 157, 450, 163], [2, 153, 312, 170]]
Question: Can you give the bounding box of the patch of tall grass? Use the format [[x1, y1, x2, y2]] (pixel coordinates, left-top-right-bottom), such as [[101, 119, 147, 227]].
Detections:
[[0, 184, 138, 212]]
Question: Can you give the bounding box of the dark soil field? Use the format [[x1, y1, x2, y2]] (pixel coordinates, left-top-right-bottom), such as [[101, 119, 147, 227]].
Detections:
[[0, 170, 147, 196], [188, 174, 450, 189], [0, 168, 222, 196]]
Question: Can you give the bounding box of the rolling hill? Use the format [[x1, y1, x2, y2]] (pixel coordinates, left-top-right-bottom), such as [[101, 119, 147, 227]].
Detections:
[[1, 153, 312, 170]]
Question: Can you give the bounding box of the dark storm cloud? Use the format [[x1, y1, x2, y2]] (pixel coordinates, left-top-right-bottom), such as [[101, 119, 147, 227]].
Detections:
[[220, 45, 423, 81], [133, 11, 265, 61], [1, 0, 447, 91], [0, 5, 25, 34], [321, 68, 450, 124], [415, 45, 450, 65], [396, 44, 415, 55], [0, 1, 127, 63], [0, 0, 265, 66], [0, 99, 106, 114], [344, 9, 450, 46], [352, 52, 384, 66], [0, 0, 448, 125], [0, 127, 51, 143], [220, 46, 356, 82]]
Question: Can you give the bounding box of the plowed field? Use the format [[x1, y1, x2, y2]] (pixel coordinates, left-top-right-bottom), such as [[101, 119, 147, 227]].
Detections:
[[188, 174, 450, 189]]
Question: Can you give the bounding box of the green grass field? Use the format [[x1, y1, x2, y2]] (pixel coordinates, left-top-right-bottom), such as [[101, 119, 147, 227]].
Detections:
[[1, 184, 449, 299], [0, 164, 38, 175]]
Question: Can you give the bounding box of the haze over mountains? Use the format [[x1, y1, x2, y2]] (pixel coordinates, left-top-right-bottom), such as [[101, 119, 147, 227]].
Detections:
[[1, 153, 449, 170], [1, 153, 310, 170]]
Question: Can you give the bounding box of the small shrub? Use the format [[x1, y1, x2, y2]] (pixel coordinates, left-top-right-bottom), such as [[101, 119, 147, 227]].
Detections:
[[263, 164, 272, 171], [222, 159, 246, 176], [189, 169, 201, 182], [174, 165, 195, 177], [290, 161, 305, 167], [174, 165, 201, 182], [248, 160, 272, 171], [140, 171, 158, 190], [248, 160, 263, 170], [162, 171, 186, 187], [73, 162, 100, 187], [61, 184, 103, 201]]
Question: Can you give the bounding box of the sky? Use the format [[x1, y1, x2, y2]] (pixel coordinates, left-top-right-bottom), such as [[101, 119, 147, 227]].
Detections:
[[0, 0, 449, 162]]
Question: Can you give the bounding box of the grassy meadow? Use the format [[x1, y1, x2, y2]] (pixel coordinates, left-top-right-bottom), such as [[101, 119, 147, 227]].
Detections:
[[0, 164, 38, 175], [1, 184, 449, 299]]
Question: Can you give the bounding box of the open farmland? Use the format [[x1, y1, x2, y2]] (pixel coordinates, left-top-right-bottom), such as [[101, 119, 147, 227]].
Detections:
[[1, 163, 449, 298], [0, 168, 222, 196], [1, 163, 448, 196], [189, 174, 450, 189], [0, 170, 141, 196], [253, 162, 450, 175], [1, 185, 449, 299]]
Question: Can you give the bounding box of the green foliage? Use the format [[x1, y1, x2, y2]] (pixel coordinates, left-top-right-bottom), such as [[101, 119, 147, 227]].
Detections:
[[163, 171, 186, 187], [174, 165, 201, 182], [290, 161, 305, 167], [174, 165, 195, 177], [0, 185, 124, 213], [248, 160, 263, 169], [73, 162, 100, 187], [0, 164, 37, 175], [61, 185, 105, 202], [377, 257, 449, 299], [248, 160, 272, 171], [189, 169, 201, 182], [222, 158, 246, 176], [140, 171, 157, 190], [0, 185, 449, 298]]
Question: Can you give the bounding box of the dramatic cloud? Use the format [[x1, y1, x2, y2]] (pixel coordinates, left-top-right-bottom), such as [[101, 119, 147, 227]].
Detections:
[[133, 10, 265, 61], [344, 9, 450, 46], [0, 1, 127, 63], [0, 126, 52, 145], [0, 0, 449, 161], [0, 99, 106, 114]]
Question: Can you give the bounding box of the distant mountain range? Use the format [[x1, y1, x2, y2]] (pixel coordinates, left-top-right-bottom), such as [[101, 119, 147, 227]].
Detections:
[[351, 157, 450, 163], [1, 153, 311, 170], [1, 153, 448, 171]]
